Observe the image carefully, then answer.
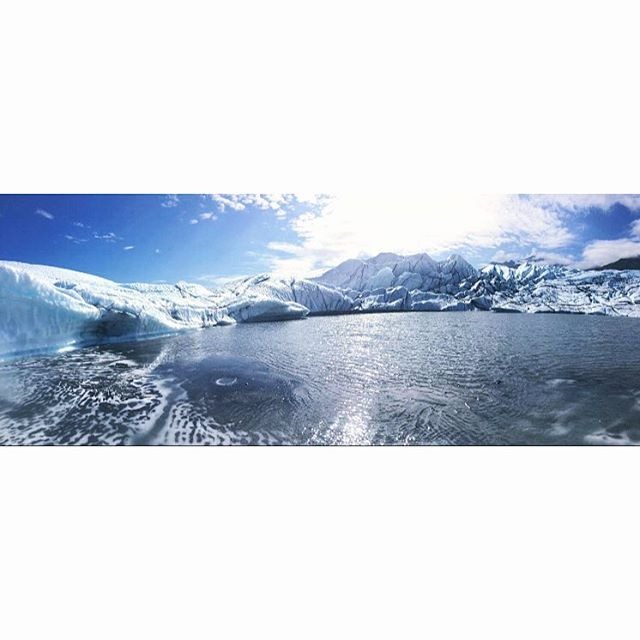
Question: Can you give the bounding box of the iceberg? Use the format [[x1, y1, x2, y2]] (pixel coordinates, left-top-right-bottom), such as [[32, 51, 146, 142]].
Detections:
[[221, 273, 354, 315]]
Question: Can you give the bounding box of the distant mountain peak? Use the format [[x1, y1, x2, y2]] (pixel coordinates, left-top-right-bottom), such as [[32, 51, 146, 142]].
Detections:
[[594, 255, 640, 271], [370, 251, 402, 262], [314, 251, 476, 293]]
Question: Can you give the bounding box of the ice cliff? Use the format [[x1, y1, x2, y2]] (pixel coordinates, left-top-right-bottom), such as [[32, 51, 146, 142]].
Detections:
[[0, 262, 313, 357], [315, 253, 640, 317]]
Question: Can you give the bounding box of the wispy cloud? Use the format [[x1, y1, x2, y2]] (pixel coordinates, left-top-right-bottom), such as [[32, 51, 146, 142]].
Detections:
[[267, 241, 305, 255], [526, 194, 640, 212], [199, 212, 218, 221], [490, 248, 575, 266], [64, 234, 88, 244], [189, 218, 199, 225], [73, 221, 88, 228], [161, 194, 180, 208], [35, 208, 54, 220], [93, 232, 122, 242], [123, 245, 135, 251]]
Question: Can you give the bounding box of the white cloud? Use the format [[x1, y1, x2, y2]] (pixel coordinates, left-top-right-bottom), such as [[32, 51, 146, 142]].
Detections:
[[489, 248, 575, 266], [209, 194, 247, 212], [93, 232, 121, 242], [161, 195, 179, 208], [123, 245, 135, 251], [577, 216, 640, 267], [528, 194, 640, 212], [489, 249, 521, 264], [155, 248, 161, 254], [528, 251, 575, 266], [295, 193, 320, 204], [189, 219, 199, 224], [64, 234, 88, 244], [269, 195, 576, 277], [267, 241, 305, 254], [579, 239, 640, 268], [207, 193, 327, 216], [35, 208, 54, 219], [73, 221, 87, 228], [199, 212, 218, 221]]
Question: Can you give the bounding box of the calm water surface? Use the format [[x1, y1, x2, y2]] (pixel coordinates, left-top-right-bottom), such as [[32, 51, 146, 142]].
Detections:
[[1, 313, 639, 445]]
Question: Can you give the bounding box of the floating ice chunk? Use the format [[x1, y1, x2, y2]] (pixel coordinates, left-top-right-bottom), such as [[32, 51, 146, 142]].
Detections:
[[226, 298, 309, 323], [584, 431, 636, 445], [546, 378, 577, 387]]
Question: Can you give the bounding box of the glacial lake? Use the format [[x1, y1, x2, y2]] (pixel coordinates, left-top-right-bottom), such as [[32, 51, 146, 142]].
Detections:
[[1, 313, 639, 445]]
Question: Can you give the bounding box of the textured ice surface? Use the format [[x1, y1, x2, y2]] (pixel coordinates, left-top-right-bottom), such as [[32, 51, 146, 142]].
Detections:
[[315, 251, 476, 294], [222, 273, 353, 315], [0, 262, 309, 357]]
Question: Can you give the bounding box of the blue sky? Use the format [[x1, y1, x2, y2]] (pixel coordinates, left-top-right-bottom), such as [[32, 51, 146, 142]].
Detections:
[[1, 194, 640, 282]]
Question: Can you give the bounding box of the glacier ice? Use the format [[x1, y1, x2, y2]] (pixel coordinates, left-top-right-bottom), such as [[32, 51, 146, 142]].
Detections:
[[315, 251, 478, 294], [0, 261, 233, 357], [0, 263, 307, 357], [1, 252, 640, 359]]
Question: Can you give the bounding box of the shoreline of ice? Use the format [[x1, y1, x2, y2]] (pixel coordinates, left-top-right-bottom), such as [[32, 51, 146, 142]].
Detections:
[[1, 253, 639, 360]]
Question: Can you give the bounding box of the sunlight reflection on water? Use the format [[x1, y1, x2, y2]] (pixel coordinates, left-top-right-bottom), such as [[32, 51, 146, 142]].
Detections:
[[1, 312, 639, 445]]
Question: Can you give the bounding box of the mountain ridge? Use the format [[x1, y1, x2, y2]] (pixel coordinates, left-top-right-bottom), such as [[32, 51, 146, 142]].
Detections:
[[313, 251, 477, 293], [594, 256, 640, 271]]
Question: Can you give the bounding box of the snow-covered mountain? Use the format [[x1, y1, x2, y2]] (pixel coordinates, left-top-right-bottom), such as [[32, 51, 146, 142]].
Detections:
[[314, 252, 477, 294], [1, 254, 640, 358]]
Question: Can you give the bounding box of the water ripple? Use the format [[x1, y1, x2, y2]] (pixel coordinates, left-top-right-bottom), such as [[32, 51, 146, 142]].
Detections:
[[1, 313, 639, 444]]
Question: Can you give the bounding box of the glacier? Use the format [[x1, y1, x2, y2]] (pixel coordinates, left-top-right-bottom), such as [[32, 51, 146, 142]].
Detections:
[[0, 261, 320, 357], [314, 252, 640, 316], [1, 252, 640, 359]]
